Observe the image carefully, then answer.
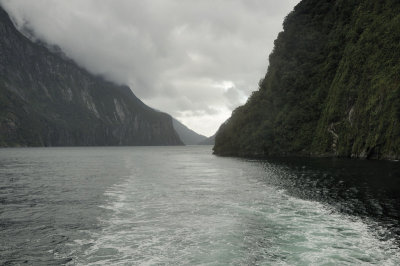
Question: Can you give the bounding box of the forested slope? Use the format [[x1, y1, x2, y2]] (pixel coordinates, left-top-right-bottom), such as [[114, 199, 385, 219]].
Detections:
[[214, 0, 400, 160]]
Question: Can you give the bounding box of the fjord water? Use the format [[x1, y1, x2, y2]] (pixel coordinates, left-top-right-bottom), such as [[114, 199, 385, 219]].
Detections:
[[0, 147, 399, 265]]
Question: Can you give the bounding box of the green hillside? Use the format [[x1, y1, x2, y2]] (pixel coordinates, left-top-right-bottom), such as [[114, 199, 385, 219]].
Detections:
[[214, 0, 400, 160]]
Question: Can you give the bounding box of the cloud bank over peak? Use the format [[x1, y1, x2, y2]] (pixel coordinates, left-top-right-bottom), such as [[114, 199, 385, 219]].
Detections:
[[0, 0, 300, 136]]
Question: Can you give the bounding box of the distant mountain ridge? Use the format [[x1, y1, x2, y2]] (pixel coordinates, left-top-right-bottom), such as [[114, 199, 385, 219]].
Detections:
[[0, 6, 183, 146], [172, 118, 207, 145], [198, 133, 216, 145]]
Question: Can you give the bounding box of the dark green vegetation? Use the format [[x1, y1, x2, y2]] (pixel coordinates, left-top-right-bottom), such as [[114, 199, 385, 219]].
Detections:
[[0, 7, 182, 146], [214, 0, 400, 160]]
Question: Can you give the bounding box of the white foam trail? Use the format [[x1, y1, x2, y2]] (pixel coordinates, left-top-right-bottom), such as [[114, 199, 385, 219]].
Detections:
[[69, 151, 400, 265]]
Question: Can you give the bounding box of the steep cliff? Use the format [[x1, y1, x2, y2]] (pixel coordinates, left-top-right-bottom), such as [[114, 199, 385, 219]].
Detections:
[[0, 7, 182, 146], [214, 0, 400, 160]]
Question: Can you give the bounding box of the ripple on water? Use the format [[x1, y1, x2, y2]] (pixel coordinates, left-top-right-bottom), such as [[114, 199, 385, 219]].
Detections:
[[3, 147, 398, 265], [70, 156, 400, 266]]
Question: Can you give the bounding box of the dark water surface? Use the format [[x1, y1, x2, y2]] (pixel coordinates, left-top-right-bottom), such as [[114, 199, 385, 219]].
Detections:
[[0, 146, 399, 265]]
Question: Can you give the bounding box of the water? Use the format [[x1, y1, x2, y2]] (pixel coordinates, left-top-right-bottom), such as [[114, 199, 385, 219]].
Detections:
[[0, 146, 399, 265]]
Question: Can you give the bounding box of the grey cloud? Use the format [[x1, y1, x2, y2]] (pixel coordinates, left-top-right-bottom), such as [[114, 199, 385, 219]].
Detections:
[[223, 87, 246, 110], [0, 0, 300, 136]]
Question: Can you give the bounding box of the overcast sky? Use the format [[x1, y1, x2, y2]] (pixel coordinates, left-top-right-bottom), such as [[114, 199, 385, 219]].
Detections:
[[1, 0, 300, 136]]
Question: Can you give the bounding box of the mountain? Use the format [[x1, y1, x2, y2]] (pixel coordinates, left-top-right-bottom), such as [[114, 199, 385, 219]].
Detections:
[[172, 118, 207, 145], [0, 6, 182, 146], [214, 0, 400, 160], [198, 133, 216, 145]]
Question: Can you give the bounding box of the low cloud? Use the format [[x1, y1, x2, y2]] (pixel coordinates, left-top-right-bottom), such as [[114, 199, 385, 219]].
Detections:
[[1, 0, 300, 136]]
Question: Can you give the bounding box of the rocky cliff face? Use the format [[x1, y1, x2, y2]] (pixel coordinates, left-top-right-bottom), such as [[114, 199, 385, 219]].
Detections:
[[214, 0, 400, 160], [0, 7, 183, 146]]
